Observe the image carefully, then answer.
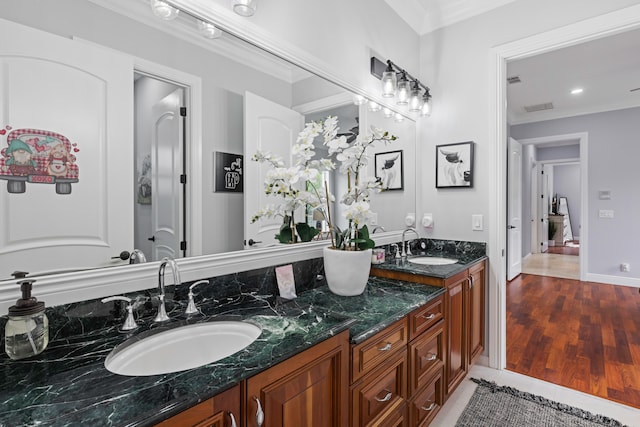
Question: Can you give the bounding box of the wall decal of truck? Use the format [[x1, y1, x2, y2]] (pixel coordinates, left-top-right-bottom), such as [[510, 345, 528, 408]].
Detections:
[[0, 128, 79, 194]]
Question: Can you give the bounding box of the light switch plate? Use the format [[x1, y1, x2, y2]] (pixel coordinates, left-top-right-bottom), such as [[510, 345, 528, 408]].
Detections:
[[472, 214, 483, 231], [599, 209, 614, 218]]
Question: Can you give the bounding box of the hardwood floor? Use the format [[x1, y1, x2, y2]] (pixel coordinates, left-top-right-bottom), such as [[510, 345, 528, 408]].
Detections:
[[507, 274, 640, 409], [547, 241, 580, 256]]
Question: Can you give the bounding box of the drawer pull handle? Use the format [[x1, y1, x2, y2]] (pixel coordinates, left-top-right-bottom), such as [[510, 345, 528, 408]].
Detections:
[[422, 313, 435, 320], [422, 401, 436, 411], [375, 390, 393, 402], [254, 396, 264, 426], [423, 353, 437, 362], [228, 412, 237, 427], [378, 342, 392, 351]]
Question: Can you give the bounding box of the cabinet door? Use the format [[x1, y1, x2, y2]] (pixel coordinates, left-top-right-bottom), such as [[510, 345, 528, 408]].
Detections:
[[408, 321, 444, 396], [156, 384, 240, 427], [445, 274, 467, 396], [245, 331, 349, 427], [408, 369, 444, 427], [468, 261, 486, 365]]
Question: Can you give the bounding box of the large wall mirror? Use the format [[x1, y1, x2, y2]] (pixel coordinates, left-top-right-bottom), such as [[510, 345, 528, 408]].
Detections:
[[0, 0, 416, 281]]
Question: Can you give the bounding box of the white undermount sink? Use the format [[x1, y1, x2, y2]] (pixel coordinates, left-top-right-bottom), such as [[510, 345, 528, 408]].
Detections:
[[105, 321, 262, 376], [408, 256, 458, 266]]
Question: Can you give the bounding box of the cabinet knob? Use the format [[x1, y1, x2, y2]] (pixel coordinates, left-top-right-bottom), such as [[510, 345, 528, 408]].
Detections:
[[254, 396, 264, 427], [375, 390, 393, 402], [377, 342, 392, 351], [422, 353, 437, 362]]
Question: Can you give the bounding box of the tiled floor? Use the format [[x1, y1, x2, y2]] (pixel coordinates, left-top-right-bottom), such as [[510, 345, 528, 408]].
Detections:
[[521, 253, 579, 280], [431, 362, 640, 426]]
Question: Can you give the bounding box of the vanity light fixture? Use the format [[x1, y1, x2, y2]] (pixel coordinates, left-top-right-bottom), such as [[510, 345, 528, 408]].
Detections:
[[370, 56, 432, 116], [381, 61, 397, 98], [420, 90, 432, 117], [383, 107, 394, 118], [197, 20, 222, 39], [150, 0, 180, 21], [232, 0, 257, 17], [408, 80, 423, 112], [394, 112, 405, 123], [353, 94, 367, 105], [368, 100, 381, 112]]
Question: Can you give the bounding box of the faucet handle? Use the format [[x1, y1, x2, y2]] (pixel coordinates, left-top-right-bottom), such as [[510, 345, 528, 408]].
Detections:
[[101, 296, 138, 331], [391, 243, 401, 259], [185, 280, 208, 315]]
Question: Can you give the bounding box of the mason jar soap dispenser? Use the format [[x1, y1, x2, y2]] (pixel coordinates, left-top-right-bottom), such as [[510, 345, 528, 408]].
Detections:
[[4, 279, 49, 360]]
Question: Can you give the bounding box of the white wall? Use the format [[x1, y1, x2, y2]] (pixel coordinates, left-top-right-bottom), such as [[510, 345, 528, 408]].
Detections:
[[417, 0, 640, 247], [511, 107, 640, 282]]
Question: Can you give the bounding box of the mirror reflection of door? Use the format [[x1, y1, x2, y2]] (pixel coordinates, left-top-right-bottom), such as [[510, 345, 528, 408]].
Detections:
[[0, 18, 133, 278], [134, 75, 184, 261], [244, 91, 303, 248]]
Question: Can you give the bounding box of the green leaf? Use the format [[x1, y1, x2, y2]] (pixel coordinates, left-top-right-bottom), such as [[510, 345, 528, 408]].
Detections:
[[275, 225, 294, 243], [296, 222, 319, 242]]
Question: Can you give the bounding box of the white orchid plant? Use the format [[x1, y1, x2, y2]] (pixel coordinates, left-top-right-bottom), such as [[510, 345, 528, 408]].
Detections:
[[252, 116, 396, 250]]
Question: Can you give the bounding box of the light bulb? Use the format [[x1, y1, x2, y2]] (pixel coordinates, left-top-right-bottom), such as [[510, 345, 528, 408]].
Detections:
[[396, 73, 410, 106], [198, 20, 222, 39], [232, 0, 257, 17], [383, 107, 393, 118], [368, 101, 381, 112], [150, 0, 179, 21], [409, 88, 423, 112], [394, 113, 405, 122], [381, 62, 397, 98], [353, 95, 367, 105], [420, 92, 432, 117]]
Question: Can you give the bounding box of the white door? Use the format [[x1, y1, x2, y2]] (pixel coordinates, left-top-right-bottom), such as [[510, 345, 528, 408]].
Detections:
[[150, 89, 183, 260], [507, 137, 522, 280], [244, 92, 303, 248], [0, 19, 133, 278]]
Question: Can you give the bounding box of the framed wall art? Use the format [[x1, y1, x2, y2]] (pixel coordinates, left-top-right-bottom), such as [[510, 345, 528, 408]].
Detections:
[[214, 151, 243, 193], [375, 150, 404, 191], [435, 141, 474, 188]]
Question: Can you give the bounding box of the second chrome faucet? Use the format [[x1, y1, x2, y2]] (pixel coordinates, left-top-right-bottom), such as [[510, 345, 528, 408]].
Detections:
[[154, 257, 181, 322]]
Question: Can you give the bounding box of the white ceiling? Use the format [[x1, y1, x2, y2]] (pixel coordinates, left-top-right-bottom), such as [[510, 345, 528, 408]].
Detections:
[[507, 28, 640, 124], [383, 0, 515, 35], [384, 1, 640, 125]]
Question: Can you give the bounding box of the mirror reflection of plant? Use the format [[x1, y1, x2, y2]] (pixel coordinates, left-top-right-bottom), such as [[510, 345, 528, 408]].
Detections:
[[324, 119, 396, 250], [251, 116, 396, 248]]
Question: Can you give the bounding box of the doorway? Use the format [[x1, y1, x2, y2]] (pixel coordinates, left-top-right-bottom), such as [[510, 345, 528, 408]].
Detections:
[[133, 72, 190, 262]]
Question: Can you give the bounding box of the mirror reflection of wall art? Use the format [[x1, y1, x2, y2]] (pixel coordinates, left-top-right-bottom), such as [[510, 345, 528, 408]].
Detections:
[[436, 141, 474, 188], [137, 153, 152, 204], [214, 151, 243, 193], [375, 150, 404, 191]]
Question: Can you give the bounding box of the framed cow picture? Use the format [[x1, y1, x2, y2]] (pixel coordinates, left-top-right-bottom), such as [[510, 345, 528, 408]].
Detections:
[[375, 150, 403, 191], [436, 141, 474, 188]]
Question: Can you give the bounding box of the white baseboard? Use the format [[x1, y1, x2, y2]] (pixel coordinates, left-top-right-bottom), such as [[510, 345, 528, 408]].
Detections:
[[585, 273, 640, 288]]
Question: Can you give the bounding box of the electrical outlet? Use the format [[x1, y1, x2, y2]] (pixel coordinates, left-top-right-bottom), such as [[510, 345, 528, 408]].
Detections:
[[620, 263, 630, 272]]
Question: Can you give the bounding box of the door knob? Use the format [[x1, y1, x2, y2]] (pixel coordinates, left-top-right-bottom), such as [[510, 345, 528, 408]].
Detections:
[[247, 239, 261, 246], [111, 251, 130, 260], [148, 236, 156, 242], [507, 225, 516, 229]]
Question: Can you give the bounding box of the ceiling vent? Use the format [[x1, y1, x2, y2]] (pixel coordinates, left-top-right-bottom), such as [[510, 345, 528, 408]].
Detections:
[[524, 102, 554, 113], [507, 76, 521, 84]]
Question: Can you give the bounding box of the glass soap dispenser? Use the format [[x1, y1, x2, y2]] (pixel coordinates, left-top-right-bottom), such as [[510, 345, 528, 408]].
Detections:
[[5, 279, 49, 360]]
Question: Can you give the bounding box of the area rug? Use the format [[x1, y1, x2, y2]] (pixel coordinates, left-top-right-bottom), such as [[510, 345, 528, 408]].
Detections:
[[455, 378, 628, 427]]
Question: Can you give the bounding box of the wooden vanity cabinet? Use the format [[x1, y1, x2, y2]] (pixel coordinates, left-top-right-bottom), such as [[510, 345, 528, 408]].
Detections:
[[245, 329, 350, 427], [155, 384, 241, 427], [444, 270, 468, 396], [467, 260, 486, 365]]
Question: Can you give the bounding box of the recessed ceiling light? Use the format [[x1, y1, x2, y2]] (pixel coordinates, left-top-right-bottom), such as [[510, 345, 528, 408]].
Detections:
[[571, 88, 583, 95]]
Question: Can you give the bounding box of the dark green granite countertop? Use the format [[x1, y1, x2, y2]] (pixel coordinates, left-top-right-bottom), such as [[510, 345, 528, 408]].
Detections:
[[372, 251, 487, 279], [0, 278, 444, 426]]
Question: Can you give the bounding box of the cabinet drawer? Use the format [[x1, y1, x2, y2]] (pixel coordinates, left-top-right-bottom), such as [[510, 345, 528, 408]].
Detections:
[[408, 369, 444, 427], [408, 295, 444, 341], [352, 318, 408, 382], [351, 349, 407, 427], [408, 321, 444, 396]]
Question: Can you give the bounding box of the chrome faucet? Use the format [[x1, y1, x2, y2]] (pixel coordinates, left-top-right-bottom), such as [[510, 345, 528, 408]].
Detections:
[[401, 227, 420, 258], [129, 249, 147, 264], [154, 257, 181, 322]]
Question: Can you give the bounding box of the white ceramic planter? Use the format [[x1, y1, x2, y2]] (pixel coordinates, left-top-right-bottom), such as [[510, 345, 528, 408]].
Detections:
[[322, 246, 372, 296]]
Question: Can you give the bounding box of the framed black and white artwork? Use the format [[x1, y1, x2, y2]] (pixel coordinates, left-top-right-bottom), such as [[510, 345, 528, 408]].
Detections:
[[435, 141, 474, 188], [214, 151, 243, 193], [375, 150, 404, 191]]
